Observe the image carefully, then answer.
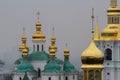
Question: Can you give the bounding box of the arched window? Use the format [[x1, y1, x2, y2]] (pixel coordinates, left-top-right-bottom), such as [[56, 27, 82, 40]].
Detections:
[[42, 44, 44, 51], [95, 70, 99, 80], [105, 48, 112, 60], [65, 76, 68, 80], [38, 68, 41, 77], [49, 77, 51, 80], [59, 76, 61, 80], [89, 70, 94, 80], [37, 45, 39, 51], [20, 77, 22, 80], [73, 75, 75, 80]]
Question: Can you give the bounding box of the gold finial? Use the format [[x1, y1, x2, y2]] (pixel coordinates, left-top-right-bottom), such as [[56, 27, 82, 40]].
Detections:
[[111, 0, 117, 8], [64, 43, 70, 60], [22, 27, 27, 44], [19, 28, 29, 52], [64, 43, 70, 53], [91, 8, 95, 40], [49, 27, 57, 52]]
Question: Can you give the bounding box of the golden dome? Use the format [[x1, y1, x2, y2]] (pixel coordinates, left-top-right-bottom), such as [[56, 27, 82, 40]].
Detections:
[[19, 44, 25, 50], [49, 45, 57, 52], [22, 48, 28, 58], [64, 48, 70, 59], [50, 49, 56, 53], [49, 49, 55, 59], [32, 32, 45, 41], [49, 35, 57, 52], [64, 48, 70, 54], [51, 36, 56, 42], [36, 21, 41, 26], [22, 35, 27, 40], [19, 34, 29, 52], [81, 40, 104, 64], [32, 20, 46, 41]]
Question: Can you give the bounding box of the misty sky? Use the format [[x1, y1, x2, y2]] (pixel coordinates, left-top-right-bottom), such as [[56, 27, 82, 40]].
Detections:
[[0, 0, 119, 70]]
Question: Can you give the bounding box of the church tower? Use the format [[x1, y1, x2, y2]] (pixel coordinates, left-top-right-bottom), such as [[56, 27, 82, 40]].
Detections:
[[32, 12, 46, 52], [94, 0, 120, 80], [28, 12, 49, 73], [81, 8, 104, 80]]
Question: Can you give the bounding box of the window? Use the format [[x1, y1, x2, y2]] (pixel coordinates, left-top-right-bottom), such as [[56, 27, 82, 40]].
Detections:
[[107, 73, 110, 75], [37, 45, 39, 51], [105, 48, 112, 60], [73, 75, 75, 80], [95, 70, 99, 80], [38, 68, 41, 77], [33, 45, 35, 51], [20, 77, 22, 80], [89, 70, 94, 80], [107, 63, 109, 65], [59, 76, 61, 80], [65, 77, 68, 80], [49, 77, 51, 80]]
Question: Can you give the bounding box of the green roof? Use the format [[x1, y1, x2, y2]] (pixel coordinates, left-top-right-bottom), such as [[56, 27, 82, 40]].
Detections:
[[63, 60, 75, 72], [23, 72, 29, 80], [28, 51, 49, 61], [54, 58, 64, 64], [16, 58, 35, 72], [44, 60, 61, 72], [14, 58, 21, 65]]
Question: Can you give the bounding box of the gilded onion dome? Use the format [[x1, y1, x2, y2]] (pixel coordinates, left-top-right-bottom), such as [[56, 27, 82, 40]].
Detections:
[[22, 48, 29, 58], [44, 48, 61, 72], [49, 35, 57, 52], [19, 34, 29, 52], [64, 48, 70, 60], [49, 49, 56, 60], [81, 40, 104, 64], [32, 19, 46, 41], [63, 48, 75, 72]]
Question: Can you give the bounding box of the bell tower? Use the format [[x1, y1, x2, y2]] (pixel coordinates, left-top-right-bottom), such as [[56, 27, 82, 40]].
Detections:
[[81, 9, 104, 80], [94, 0, 120, 80]]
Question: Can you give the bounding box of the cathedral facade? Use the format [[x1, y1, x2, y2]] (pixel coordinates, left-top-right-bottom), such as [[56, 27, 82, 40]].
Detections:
[[12, 15, 78, 80]]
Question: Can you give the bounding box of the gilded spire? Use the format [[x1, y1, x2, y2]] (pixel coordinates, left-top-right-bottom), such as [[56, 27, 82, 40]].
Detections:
[[49, 27, 57, 52], [64, 43, 70, 60], [94, 16, 100, 40], [91, 8, 95, 40], [19, 28, 29, 52], [111, 0, 117, 8], [32, 12, 46, 41]]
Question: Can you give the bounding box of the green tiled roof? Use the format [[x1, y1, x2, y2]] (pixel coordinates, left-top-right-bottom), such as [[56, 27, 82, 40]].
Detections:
[[63, 60, 75, 72], [54, 58, 64, 64], [28, 51, 49, 61], [14, 58, 21, 65], [44, 60, 61, 72], [16, 58, 35, 72]]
